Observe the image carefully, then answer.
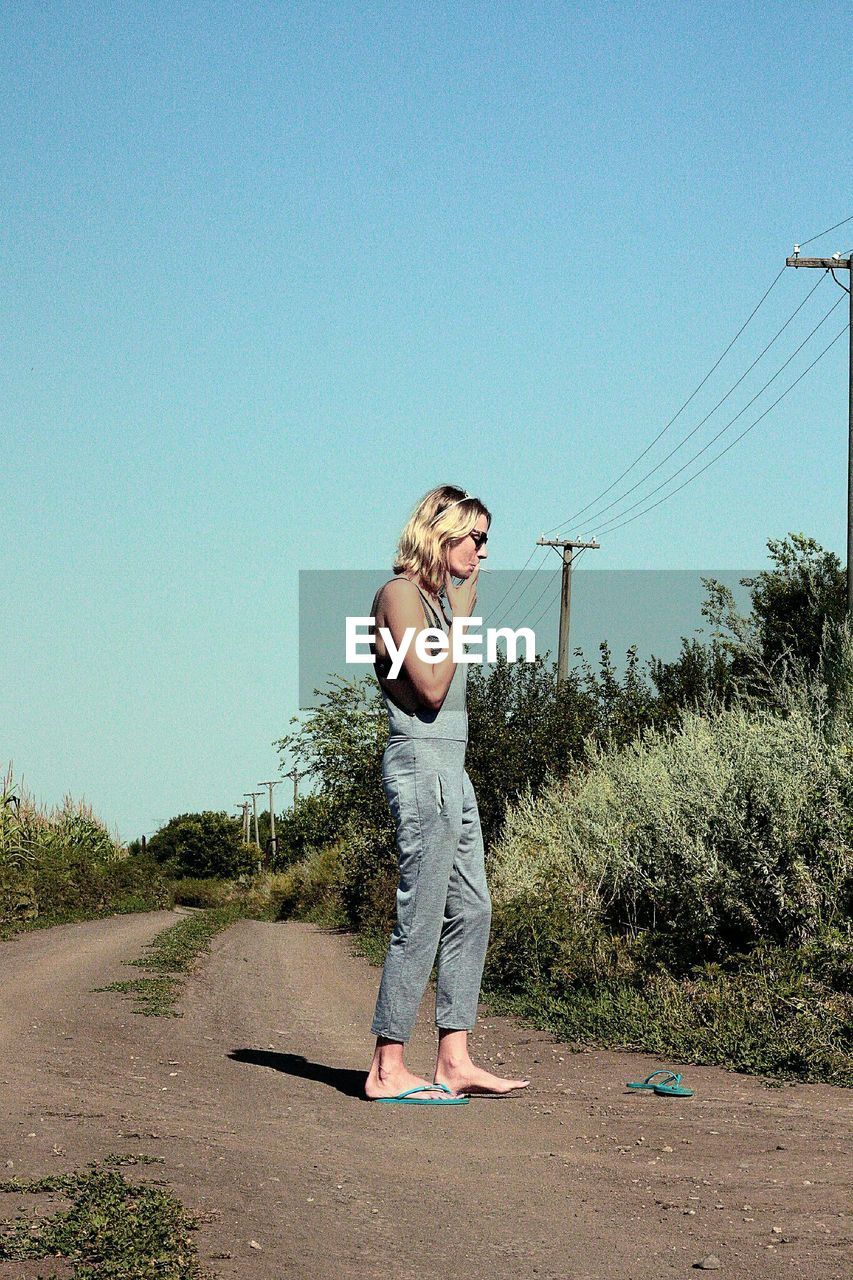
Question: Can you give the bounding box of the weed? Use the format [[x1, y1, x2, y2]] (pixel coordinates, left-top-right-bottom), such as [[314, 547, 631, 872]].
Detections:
[[96, 905, 242, 1016], [0, 1159, 210, 1278]]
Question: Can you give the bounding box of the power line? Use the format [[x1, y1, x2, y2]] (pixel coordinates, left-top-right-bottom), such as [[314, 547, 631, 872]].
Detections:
[[544, 265, 788, 536], [516, 562, 561, 630], [493, 221, 850, 625], [491, 544, 566, 635], [485, 543, 548, 623], [528, 583, 561, 634], [800, 212, 853, 248], [528, 545, 590, 633], [590, 292, 845, 534], [590, 323, 848, 538], [515, 570, 556, 631], [544, 216, 850, 540], [573, 272, 830, 531]]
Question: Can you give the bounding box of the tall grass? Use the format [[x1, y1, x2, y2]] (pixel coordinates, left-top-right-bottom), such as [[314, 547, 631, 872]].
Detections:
[[489, 621, 853, 968], [0, 764, 169, 929]]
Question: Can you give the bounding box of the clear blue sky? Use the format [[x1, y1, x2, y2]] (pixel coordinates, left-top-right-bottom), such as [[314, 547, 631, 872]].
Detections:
[[3, 1, 850, 839]]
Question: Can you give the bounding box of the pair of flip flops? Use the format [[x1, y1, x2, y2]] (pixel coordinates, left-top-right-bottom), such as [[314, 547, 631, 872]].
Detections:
[[371, 1082, 468, 1105], [626, 1069, 694, 1097]]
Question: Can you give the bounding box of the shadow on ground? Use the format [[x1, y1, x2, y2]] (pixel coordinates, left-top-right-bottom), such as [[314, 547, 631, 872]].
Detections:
[[230, 1048, 367, 1099]]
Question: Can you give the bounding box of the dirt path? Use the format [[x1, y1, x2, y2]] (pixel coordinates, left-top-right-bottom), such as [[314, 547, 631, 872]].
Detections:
[[0, 910, 850, 1279]]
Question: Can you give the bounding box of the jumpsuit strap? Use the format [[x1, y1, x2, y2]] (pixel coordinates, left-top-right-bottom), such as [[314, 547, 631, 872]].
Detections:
[[415, 586, 450, 631]]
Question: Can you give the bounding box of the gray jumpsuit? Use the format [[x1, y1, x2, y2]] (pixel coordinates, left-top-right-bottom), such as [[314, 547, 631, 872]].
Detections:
[[370, 580, 492, 1043]]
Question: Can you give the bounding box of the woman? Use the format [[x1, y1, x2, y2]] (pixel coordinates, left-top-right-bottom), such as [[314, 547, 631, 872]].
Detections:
[[364, 484, 530, 1104]]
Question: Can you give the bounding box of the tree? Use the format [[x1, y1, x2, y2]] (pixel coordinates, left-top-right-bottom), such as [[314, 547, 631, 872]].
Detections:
[[701, 533, 846, 703], [647, 635, 735, 726], [263, 794, 341, 868], [147, 812, 255, 879], [274, 677, 389, 829], [466, 652, 596, 849]]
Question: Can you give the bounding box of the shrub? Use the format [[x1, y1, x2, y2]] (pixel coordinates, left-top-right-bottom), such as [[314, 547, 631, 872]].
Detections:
[[31, 846, 170, 918], [335, 816, 397, 932], [272, 792, 342, 867], [490, 625, 853, 972], [269, 845, 347, 924], [147, 812, 256, 880], [168, 877, 238, 908]]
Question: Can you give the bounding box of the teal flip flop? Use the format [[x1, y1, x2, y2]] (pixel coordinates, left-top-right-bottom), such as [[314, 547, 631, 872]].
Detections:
[[626, 1069, 680, 1091], [653, 1077, 694, 1098], [372, 1083, 469, 1105]]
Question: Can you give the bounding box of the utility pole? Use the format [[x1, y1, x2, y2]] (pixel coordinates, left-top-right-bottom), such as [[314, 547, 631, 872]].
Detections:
[[243, 792, 262, 847], [536, 537, 601, 686], [786, 249, 853, 620], [237, 802, 249, 844], [258, 778, 283, 864], [283, 766, 302, 807]]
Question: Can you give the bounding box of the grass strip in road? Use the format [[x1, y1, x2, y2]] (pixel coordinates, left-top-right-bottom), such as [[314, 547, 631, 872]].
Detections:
[[0, 1159, 211, 1279], [96, 904, 242, 1016]]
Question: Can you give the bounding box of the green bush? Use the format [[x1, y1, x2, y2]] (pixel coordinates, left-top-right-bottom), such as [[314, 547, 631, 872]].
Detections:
[[269, 845, 347, 924], [147, 812, 256, 880], [31, 847, 170, 918], [486, 931, 852, 1085], [485, 893, 639, 993], [490, 625, 853, 971], [168, 877, 238, 908], [272, 792, 342, 867], [335, 817, 397, 931]]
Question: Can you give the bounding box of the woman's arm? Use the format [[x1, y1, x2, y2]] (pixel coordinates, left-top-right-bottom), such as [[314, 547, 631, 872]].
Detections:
[[379, 573, 477, 711]]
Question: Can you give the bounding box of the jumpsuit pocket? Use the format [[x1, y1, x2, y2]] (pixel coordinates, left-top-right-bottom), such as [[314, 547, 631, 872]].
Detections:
[[382, 773, 401, 819], [434, 772, 444, 814]]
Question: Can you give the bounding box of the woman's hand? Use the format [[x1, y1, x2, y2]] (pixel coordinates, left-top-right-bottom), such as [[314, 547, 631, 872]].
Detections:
[[445, 564, 479, 617]]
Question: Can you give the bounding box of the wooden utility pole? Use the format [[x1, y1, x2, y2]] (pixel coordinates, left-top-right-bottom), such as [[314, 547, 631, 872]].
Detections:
[[536, 537, 601, 685], [237, 802, 250, 844], [283, 766, 301, 806], [244, 792, 262, 847], [258, 778, 283, 863], [786, 251, 853, 619]]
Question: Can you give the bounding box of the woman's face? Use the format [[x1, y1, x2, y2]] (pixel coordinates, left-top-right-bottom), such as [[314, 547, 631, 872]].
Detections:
[[445, 514, 490, 580]]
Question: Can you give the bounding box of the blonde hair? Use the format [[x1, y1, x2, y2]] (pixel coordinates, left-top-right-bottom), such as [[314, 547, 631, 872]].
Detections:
[[393, 485, 492, 596]]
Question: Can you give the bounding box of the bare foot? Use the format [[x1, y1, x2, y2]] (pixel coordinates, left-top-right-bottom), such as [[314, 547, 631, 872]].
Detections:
[[433, 1062, 530, 1097], [364, 1065, 460, 1101]]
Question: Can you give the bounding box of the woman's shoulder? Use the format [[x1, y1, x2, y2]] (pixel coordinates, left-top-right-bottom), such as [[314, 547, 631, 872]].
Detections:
[[374, 575, 421, 608], [374, 576, 449, 631]]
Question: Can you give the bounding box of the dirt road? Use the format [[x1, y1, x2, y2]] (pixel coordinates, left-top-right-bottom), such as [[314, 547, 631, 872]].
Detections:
[[0, 910, 849, 1279]]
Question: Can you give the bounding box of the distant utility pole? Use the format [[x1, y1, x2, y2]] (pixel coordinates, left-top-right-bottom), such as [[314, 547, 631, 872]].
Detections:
[[786, 248, 853, 620], [282, 766, 302, 807], [536, 537, 601, 686], [237, 802, 250, 844], [243, 792, 262, 847], [258, 778, 283, 863]]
